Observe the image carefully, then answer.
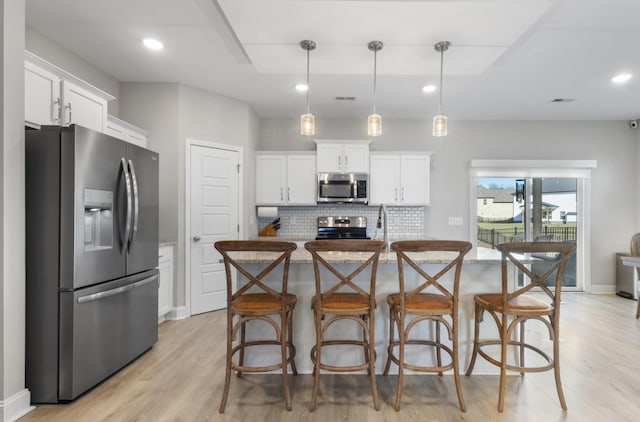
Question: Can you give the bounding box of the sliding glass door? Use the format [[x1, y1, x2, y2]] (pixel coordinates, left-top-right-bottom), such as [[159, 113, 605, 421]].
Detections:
[[475, 176, 582, 291]]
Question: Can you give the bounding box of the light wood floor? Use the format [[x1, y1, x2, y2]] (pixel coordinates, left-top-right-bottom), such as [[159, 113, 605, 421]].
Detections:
[[19, 293, 640, 422]]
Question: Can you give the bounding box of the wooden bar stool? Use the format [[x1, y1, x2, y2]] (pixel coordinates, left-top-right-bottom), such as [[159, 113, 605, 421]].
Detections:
[[382, 240, 472, 411], [304, 239, 385, 412], [465, 241, 576, 412], [214, 240, 298, 413]]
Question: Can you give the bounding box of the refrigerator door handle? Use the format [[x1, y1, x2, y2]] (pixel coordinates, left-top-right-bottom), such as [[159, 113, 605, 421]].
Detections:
[[120, 158, 133, 252], [76, 274, 158, 304], [127, 159, 139, 248]]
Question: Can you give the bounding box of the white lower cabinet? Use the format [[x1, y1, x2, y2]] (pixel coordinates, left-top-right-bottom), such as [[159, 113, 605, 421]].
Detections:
[[370, 153, 431, 205], [158, 244, 174, 322]]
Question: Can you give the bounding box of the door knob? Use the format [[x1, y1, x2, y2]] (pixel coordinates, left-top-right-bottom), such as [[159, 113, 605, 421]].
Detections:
[[193, 235, 201, 241]]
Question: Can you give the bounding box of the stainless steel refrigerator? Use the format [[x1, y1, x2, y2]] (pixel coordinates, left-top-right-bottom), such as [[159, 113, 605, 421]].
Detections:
[[25, 125, 160, 403]]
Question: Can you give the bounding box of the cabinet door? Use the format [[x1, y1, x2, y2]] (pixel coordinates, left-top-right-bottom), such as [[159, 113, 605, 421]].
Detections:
[[62, 80, 108, 132], [286, 155, 316, 205], [370, 155, 400, 205], [25, 61, 61, 126], [256, 155, 286, 204], [126, 129, 148, 148], [400, 155, 430, 205], [316, 143, 343, 172], [343, 143, 369, 172], [105, 119, 127, 140]]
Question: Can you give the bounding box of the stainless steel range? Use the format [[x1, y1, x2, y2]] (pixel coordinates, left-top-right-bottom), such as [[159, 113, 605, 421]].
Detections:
[[315, 216, 370, 240]]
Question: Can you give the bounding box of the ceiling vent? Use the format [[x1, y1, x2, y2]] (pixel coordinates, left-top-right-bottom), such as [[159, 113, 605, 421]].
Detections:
[[335, 96, 356, 101], [551, 98, 575, 103]]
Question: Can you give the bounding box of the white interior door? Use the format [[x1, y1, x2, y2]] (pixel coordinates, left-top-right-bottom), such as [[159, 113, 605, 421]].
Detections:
[[190, 145, 239, 315]]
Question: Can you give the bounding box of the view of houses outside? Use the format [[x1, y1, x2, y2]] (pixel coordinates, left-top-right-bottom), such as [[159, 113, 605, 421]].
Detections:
[[476, 177, 579, 288], [476, 177, 577, 248]]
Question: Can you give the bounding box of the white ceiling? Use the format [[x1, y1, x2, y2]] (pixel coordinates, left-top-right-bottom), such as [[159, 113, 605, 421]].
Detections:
[[25, 0, 640, 121]]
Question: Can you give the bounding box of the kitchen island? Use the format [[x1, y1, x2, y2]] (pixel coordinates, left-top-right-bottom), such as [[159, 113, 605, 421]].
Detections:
[[231, 245, 522, 375]]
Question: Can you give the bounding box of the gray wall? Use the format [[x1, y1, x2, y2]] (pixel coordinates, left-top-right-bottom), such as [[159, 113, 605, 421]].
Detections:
[[259, 118, 638, 291], [119, 82, 259, 308], [2, 0, 30, 418]]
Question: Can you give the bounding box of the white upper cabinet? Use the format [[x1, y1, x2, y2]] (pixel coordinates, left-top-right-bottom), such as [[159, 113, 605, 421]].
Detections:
[[62, 80, 109, 132], [315, 140, 370, 173], [256, 153, 316, 205], [25, 60, 62, 126], [25, 51, 114, 132], [256, 154, 287, 204], [286, 154, 317, 205], [106, 115, 149, 148], [370, 153, 431, 206]]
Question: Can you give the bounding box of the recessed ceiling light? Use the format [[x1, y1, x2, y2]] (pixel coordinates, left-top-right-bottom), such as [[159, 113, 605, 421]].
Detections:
[[143, 38, 164, 51], [612, 73, 632, 84], [295, 83, 308, 92], [422, 84, 437, 93]]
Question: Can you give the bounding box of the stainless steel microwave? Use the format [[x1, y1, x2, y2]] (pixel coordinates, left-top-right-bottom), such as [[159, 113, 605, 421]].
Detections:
[[317, 172, 368, 204]]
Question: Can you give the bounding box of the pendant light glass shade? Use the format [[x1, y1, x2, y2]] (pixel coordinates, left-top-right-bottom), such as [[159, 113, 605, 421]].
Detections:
[[367, 41, 383, 137], [368, 113, 382, 136], [432, 114, 447, 136], [433, 41, 450, 137], [300, 40, 316, 136], [301, 113, 315, 136]]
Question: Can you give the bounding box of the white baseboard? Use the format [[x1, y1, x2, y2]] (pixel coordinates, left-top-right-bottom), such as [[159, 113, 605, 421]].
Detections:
[[166, 306, 189, 320], [591, 285, 617, 294], [0, 389, 33, 422]]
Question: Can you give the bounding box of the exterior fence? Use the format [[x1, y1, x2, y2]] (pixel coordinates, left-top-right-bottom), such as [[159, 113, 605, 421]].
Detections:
[[477, 226, 577, 249]]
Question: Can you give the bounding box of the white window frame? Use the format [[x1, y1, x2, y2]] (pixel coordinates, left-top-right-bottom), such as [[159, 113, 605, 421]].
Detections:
[[469, 159, 597, 293]]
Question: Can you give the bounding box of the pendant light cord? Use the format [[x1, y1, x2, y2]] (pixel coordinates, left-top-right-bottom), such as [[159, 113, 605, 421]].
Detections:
[[438, 47, 444, 115], [373, 48, 378, 114], [306, 48, 310, 114]]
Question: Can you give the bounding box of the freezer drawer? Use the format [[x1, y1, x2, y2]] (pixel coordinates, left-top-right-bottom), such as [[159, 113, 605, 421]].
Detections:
[[58, 269, 159, 401]]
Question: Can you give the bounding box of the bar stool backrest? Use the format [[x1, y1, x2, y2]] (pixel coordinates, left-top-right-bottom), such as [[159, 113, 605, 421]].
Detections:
[[215, 240, 297, 306], [391, 240, 472, 304], [497, 241, 577, 306], [304, 240, 385, 304]]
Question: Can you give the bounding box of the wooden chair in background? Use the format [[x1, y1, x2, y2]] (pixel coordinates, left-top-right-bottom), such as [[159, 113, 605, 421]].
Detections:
[[383, 240, 472, 411], [465, 241, 576, 412], [304, 239, 385, 412], [214, 240, 298, 413]]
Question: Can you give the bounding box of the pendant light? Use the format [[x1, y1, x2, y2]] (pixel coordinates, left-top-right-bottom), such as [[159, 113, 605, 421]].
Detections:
[[300, 40, 316, 136], [433, 41, 451, 137], [367, 40, 383, 137]]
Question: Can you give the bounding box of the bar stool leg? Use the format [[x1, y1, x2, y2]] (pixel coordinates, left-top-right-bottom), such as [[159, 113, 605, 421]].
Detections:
[[452, 319, 466, 412], [465, 303, 482, 376], [287, 309, 298, 375], [368, 309, 380, 411], [279, 310, 292, 411], [237, 320, 246, 378], [310, 309, 322, 412], [394, 318, 405, 411], [219, 308, 234, 413], [553, 327, 568, 410], [519, 319, 526, 376], [498, 313, 508, 412], [436, 321, 443, 376], [383, 309, 395, 376]]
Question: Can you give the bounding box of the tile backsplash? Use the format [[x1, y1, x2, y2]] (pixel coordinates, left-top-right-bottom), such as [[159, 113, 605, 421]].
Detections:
[[258, 204, 425, 240]]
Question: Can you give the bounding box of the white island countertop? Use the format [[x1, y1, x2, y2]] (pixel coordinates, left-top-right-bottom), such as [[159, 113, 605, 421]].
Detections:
[[227, 245, 519, 264]]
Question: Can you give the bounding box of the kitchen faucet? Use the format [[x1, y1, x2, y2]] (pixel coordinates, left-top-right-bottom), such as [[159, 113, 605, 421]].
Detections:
[[376, 204, 390, 254]]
